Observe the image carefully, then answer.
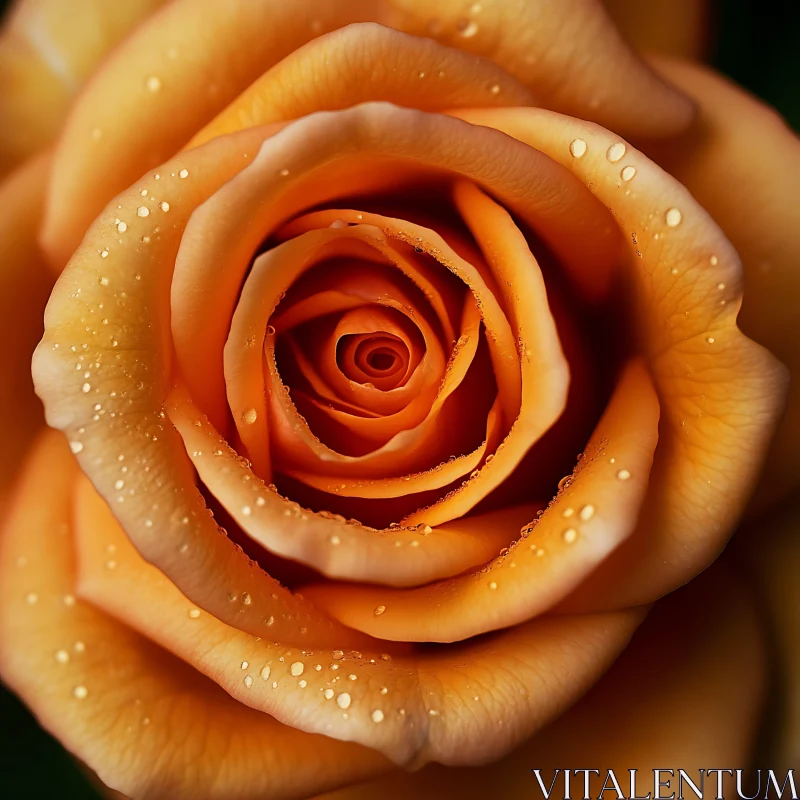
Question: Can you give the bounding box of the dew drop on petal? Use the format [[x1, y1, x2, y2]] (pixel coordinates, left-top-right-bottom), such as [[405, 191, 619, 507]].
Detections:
[[137, 206, 150, 218], [260, 665, 271, 680], [579, 505, 595, 521], [179, 169, 189, 179], [372, 709, 385, 723], [569, 138, 587, 158], [243, 675, 253, 688], [188, 608, 200, 619], [606, 142, 626, 163], [562, 528, 578, 544], [336, 692, 352, 709], [69, 441, 84, 454], [374, 605, 386, 616], [73, 685, 88, 700], [665, 208, 682, 227], [621, 166, 636, 181], [616, 469, 631, 481], [242, 408, 258, 425], [324, 688, 334, 699], [146, 75, 161, 92], [290, 661, 305, 677]]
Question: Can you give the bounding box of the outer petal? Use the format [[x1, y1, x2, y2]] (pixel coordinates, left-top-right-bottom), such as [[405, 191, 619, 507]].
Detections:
[[73, 461, 644, 768], [41, 0, 692, 267], [603, 0, 710, 60], [0, 432, 391, 800], [32, 127, 375, 649], [645, 58, 800, 509], [313, 560, 766, 798], [454, 106, 788, 610], [0, 0, 165, 174], [0, 153, 53, 510]]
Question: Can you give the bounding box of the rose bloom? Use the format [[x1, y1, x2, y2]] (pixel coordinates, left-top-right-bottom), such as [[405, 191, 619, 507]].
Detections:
[[0, 0, 798, 797]]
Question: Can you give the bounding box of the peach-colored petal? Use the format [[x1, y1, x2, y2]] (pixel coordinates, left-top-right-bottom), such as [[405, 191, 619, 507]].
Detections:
[[314, 560, 765, 798], [168, 383, 533, 587], [0, 153, 53, 510], [603, 0, 710, 60], [0, 0, 165, 174], [172, 105, 612, 458], [302, 361, 658, 642], [645, 58, 800, 509], [0, 431, 391, 799], [455, 106, 788, 610], [191, 22, 535, 147], [42, 0, 690, 267], [73, 459, 643, 767], [32, 128, 372, 649]]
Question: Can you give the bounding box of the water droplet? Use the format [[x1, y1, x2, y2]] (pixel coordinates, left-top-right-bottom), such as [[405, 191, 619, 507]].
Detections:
[[105, 560, 117, 570], [579, 505, 595, 521], [241, 592, 252, 605], [336, 692, 352, 709], [710, 255, 719, 266], [160, 201, 170, 212], [665, 208, 682, 227], [117, 221, 128, 233], [74, 641, 85, 652], [243, 675, 253, 688], [562, 507, 574, 518], [279, 168, 290, 177], [562, 528, 578, 543], [371, 709, 385, 723], [188, 608, 200, 619], [332, 650, 344, 660], [241, 505, 252, 517], [290, 661, 305, 677], [114, 479, 125, 490], [489, 83, 500, 95], [137, 206, 150, 217], [706, 336, 715, 344], [146, 75, 162, 92], [73, 685, 88, 700], [324, 688, 334, 699], [70, 441, 84, 454], [621, 166, 636, 181], [55, 649, 70, 664], [260, 665, 271, 680], [456, 18, 479, 37], [330, 535, 341, 545], [569, 138, 587, 158], [606, 142, 626, 163], [616, 469, 631, 481], [241, 660, 249, 670], [179, 169, 189, 179], [241, 408, 258, 425], [298, 679, 307, 688], [488, 581, 497, 590], [374, 605, 386, 616]]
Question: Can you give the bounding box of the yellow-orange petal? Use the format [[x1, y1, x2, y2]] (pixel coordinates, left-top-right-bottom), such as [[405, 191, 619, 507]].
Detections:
[[0, 432, 391, 799], [0, 0, 165, 175], [603, 0, 710, 60], [455, 106, 788, 610], [169, 383, 533, 587], [0, 153, 53, 510], [73, 460, 643, 767], [172, 105, 615, 450], [313, 560, 764, 798], [32, 127, 371, 648], [42, 0, 690, 268], [191, 22, 534, 147], [645, 58, 800, 510], [303, 361, 658, 642]]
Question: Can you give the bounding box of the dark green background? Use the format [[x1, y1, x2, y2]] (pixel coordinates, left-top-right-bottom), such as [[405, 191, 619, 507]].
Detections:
[[1, 0, 798, 798]]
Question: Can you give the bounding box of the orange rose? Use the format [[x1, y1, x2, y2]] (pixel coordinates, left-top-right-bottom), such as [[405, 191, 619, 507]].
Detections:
[[0, 1, 798, 798]]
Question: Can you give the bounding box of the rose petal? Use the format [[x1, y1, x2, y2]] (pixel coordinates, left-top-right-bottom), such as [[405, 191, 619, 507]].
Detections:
[[302, 360, 658, 642], [0, 0, 164, 174], [172, 105, 613, 465], [645, 58, 800, 509], [0, 153, 53, 508], [312, 560, 765, 798], [0, 432, 391, 799], [191, 22, 534, 147], [168, 383, 534, 587], [32, 127, 373, 648], [454, 106, 788, 610], [72, 454, 643, 767], [42, 0, 690, 267], [603, 0, 710, 59]]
